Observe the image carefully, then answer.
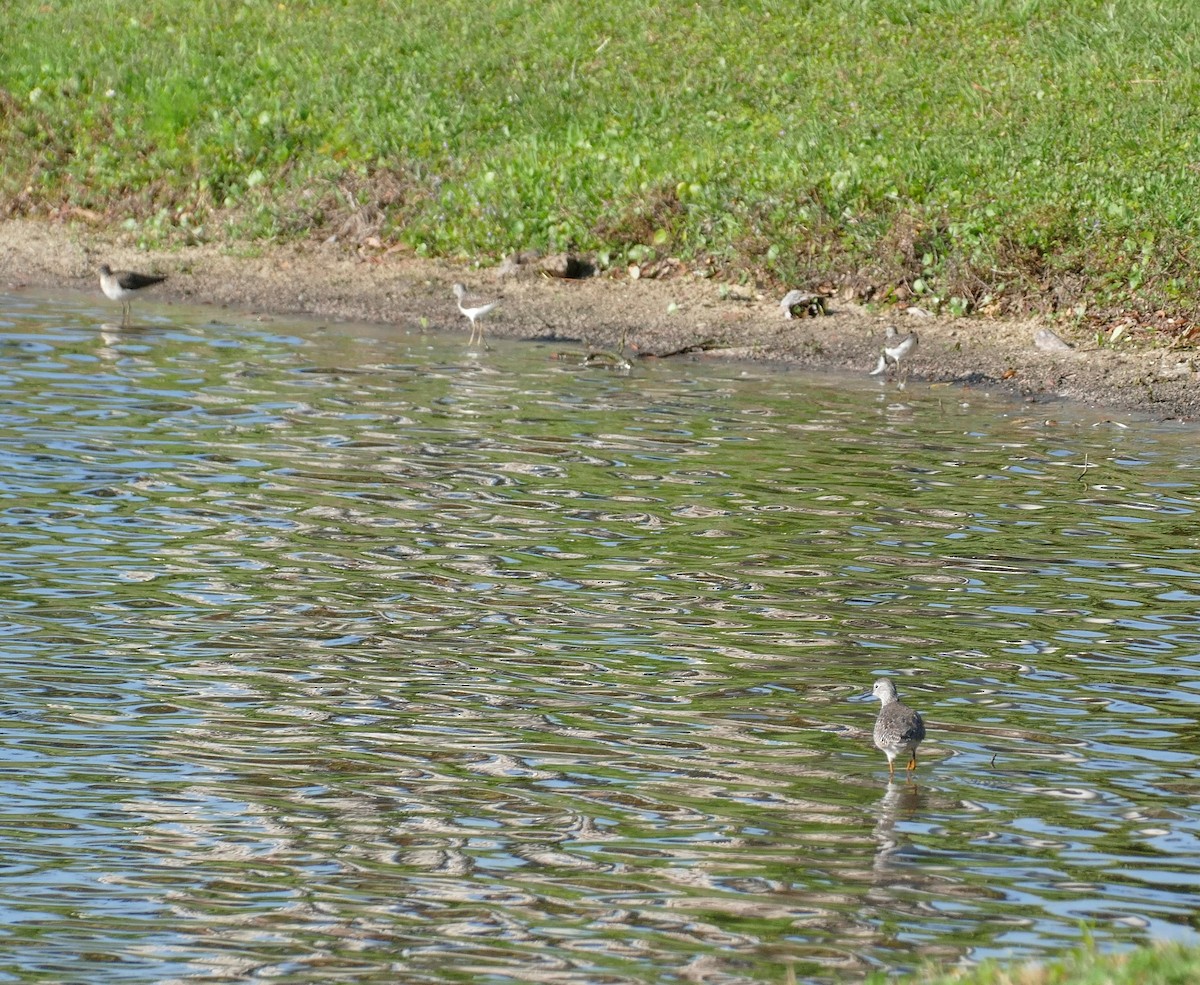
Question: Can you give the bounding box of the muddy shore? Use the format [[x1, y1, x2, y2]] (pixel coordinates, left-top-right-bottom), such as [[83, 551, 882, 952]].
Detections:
[[1, 219, 1196, 420]]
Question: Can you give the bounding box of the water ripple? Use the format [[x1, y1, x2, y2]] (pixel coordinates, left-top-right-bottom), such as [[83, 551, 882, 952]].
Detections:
[[1, 294, 1200, 982]]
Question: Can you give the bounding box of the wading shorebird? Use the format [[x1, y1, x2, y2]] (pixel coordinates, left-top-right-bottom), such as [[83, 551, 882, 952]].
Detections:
[[453, 282, 501, 347], [99, 264, 168, 326], [872, 677, 926, 778], [868, 325, 919, 383]]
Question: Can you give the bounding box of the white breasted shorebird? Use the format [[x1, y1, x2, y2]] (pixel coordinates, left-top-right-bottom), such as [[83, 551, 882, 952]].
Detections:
[[869, 325, 919, 383], [452, 282, 501, 347], [99, 264, 168, 326], [872, 677, 926, 778]]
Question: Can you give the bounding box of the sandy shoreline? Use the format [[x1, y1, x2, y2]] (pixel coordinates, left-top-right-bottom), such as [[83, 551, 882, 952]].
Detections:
[[2, 218, 1197, 420]]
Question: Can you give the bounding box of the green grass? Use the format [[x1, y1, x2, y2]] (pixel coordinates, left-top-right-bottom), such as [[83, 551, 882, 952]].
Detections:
[[5, 0, 1200, 325], [871, 941, 1200, 985]]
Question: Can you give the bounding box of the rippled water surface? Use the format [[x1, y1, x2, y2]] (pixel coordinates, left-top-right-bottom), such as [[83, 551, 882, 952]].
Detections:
[[3, 290, 1200, 983]]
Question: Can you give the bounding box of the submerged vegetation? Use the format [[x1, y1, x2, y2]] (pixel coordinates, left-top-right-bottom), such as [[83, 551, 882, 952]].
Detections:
[[4, 0, 1200, 327]]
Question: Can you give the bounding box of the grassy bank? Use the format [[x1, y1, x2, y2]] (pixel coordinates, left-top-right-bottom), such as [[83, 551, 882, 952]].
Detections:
[[5, 0, 1200, 327], [870, 941, 1200, 985]]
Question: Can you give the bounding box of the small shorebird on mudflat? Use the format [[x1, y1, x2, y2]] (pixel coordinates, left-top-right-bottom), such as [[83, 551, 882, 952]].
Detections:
[[99, 264, 168, 326], [868, 325, 918, 383], [871, 677, 926, 779], [453, 282, 501, 347]]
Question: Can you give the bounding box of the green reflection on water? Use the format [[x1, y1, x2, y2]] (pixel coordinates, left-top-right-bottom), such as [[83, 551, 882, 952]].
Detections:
[[0, 295, 1199, 982]]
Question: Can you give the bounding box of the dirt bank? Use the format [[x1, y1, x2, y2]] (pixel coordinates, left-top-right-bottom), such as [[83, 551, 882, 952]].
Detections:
[[1, 219, 1197, 419]]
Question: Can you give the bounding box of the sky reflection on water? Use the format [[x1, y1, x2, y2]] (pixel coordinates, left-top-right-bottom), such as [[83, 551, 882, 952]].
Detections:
[[1, 290, 1199, 982]]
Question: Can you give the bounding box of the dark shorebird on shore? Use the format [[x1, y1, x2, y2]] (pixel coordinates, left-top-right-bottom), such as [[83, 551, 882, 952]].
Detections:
[[778, 289, 827, 319], [872, 677, 926, 778], [99, 264, 168, 326], [868, 325, 919, 383], [452, 282, 501, 347]]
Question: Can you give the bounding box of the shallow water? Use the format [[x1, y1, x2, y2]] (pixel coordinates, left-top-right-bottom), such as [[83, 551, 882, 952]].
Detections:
[[2, 290, 1200, 983]]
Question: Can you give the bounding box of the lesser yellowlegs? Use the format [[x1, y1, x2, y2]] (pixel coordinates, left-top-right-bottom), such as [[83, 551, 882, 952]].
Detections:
[[869, 325, 919, 382], [453, 282, 501, 347], [872, 677, 926, 778]]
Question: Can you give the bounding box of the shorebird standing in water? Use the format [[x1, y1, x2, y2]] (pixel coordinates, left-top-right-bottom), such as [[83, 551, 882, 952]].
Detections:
[[872, 677, 926, 779], [452, 282, 501, 348], [869, 325, 918, 384], [99, 264, 168, 326]]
